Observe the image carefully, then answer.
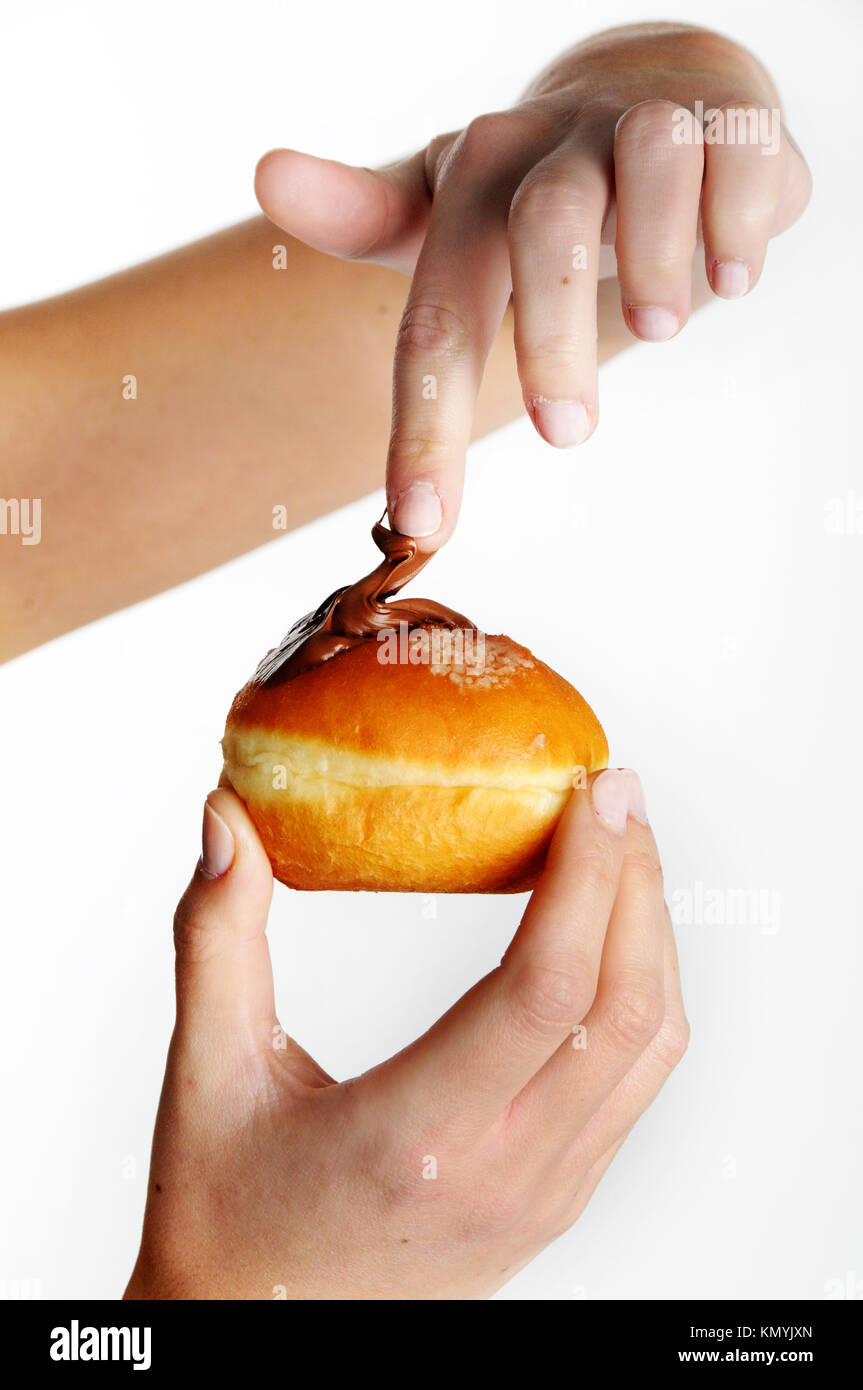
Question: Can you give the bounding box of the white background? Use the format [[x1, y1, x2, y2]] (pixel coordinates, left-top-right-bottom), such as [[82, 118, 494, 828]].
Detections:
[[1, 0, 860, 1301]]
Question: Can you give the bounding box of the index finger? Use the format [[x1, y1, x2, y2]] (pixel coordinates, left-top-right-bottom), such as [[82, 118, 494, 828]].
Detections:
[[379, 769, 648, 1138], [386, 124, 520, 548]]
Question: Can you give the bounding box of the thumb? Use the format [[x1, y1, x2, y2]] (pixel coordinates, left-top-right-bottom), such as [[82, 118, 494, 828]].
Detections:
[[172, 789, 276, 1056], [254, 146, 431, 274]]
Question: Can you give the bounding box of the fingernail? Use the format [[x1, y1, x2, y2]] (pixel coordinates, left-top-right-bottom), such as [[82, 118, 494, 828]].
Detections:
[[710, 259, 750, 299], [625, 770, 649, 825], [627, 306, 679, 342], [531, 398, 591, 448], [591, 768, 648, 834], [392, 482, 442, 538], [201, 797, 234, 879]]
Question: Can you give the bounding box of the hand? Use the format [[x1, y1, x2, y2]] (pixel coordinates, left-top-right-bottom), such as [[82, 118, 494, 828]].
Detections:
[[125, 771, 689, 1300], [255, 22, 810, 549]]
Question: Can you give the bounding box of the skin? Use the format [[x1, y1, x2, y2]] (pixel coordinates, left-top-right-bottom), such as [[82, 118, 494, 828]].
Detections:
[[125, 771, 690, 1300], [0, 226, 525, 661], [0, 23, 810, 1296], [0, 24, 808, 661], [257, 21, 811, 547]]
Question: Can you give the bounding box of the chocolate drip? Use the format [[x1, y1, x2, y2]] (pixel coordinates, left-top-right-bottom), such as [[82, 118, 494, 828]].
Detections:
[[254, 519, 474, 686]]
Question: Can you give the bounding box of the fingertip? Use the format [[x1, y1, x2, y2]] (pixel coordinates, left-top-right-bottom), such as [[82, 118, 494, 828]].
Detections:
[[174, 791, 278, 1037], [389, 480, 444, 539], [545, 768, 648, 862], [624, 305, 682, 342], [386, 469, 463, 552], [197, 787, 272, 887], [590, 767, 648, 835], [255, 147, 340, 231], [205, 785, 247, 823], [255, 146, 290, 177], [536, 766, 609, 879], [527, 397, 595, 448], [254, 147, 293, 211], [707, 257, 753, 300], [200, 794, 234, 880]]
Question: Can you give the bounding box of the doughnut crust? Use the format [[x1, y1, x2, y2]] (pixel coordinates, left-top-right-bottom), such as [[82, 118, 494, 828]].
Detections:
[[220, 633, 608, 893]]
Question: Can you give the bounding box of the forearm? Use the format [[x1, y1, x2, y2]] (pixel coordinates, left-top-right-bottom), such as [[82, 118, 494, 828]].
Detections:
[[0, 216, 634, 661]]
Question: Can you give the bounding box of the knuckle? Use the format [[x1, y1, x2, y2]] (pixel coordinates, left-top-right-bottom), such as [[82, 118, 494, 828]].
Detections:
[[606, 976, 665, 1050], [616, 98, 684, 150], [568, 845, 620, 900], [708, 199, 773, 230], [455, 110, 521, 168], [396, 300, 470, 359], [387, 431, 450, 479], [621, 851, 665, 895], [172, 904, 215, 964], [510, 172, 599, 231], [424, 130, 458, 183], [520, 330, 587, 364], [511, 960, 596, 1034], [620, 239, 696, 272]]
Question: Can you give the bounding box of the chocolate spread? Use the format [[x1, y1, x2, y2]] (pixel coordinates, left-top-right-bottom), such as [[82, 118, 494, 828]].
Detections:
[[254, 519, 474, 686]]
